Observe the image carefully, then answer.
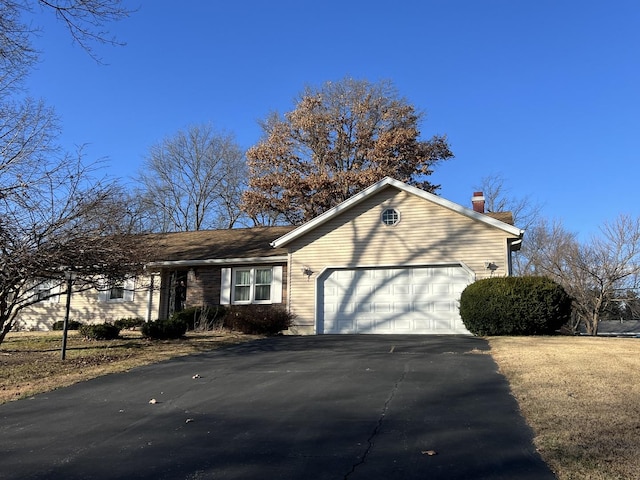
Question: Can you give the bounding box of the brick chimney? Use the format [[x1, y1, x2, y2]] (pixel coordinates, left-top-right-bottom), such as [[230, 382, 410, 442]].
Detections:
[[472, 192, 485, 213]]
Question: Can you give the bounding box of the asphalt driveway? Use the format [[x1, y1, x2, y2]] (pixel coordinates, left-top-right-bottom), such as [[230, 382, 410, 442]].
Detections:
[[0, 335, 555, 479]]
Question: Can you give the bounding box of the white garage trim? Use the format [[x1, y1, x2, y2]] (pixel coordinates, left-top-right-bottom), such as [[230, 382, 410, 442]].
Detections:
[[315, 263, 475, 335]]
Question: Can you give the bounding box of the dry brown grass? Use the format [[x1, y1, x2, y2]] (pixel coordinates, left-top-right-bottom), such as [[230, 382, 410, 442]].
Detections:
[[489, 336, 640, 480], [0, 330, 261, 404]]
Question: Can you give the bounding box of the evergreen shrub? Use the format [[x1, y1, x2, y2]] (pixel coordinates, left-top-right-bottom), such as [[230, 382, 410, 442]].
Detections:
[[52, 320, 83, 331], [459, 276, 572, 335], [79, 323, 121, 340], [140, 318, 187, 340], [114, 317, 145, 330], [225, 305, 294, 335]]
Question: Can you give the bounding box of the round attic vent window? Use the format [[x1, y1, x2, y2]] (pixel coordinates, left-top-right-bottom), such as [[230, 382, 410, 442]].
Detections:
[[381, 208, 400, 226]]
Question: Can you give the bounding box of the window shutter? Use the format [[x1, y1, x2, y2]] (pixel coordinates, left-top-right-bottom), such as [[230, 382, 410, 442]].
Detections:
[[98, 288, 109, 302], [51, 282, 61, 303], [220, 268, 231, 304], [271, 265, 283, 304], [124, 278, 135, 301]]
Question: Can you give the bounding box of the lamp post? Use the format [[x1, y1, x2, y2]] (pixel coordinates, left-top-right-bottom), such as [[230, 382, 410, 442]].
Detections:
[[61, 270, 77, 360]]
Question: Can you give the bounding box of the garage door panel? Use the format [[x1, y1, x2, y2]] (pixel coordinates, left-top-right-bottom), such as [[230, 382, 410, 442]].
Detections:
[[337, 318, 356, 333], [374, 302, 392, 313], [393, 314, 412, 331], [320, 266, 472, 334], [434, 300, 454, 312], [393, 284, 411, 295], [356, 317, 373, 332], [356, 302, 372, 313], [394, 301, 411, 313], [432, 283, 451, 295]]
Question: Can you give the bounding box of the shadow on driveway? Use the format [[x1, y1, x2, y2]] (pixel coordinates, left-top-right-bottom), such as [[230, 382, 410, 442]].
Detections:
[[0, 335, 555, 479]]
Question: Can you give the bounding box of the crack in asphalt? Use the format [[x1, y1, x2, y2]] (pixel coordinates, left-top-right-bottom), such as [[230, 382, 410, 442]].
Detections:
[[343, 363, 409, 479]]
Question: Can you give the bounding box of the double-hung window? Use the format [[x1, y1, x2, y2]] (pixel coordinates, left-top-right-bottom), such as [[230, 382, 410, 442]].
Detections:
[[98, 277, 135, 302], [35, 279, 60, 303], [233, 269, 252, 302], [221, 266, 282, 305], [233, 268, 273, 304], [109, 284, 125, 300]]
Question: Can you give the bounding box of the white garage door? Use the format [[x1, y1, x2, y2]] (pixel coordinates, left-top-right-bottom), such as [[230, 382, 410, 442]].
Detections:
[[319, 266, 473, 334]]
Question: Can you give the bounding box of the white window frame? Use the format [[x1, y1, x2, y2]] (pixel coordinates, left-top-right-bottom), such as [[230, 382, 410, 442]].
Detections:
[[381, 208, 400, 226], [220, 266, 282, 305], [34, 279, 60, 303], [98, 277, 135, 303], [232, 267, 273, 305]]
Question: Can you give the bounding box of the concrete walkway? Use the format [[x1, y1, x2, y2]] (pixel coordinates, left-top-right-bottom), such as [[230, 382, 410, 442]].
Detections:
[[0, 335, 555, 479]]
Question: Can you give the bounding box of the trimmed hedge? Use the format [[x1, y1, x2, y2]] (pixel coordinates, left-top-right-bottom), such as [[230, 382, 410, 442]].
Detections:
[[459, 276, 572, 335], [79, 323, 121, 340], [140, 318, 187, 340], [225, 305, 294, 336]]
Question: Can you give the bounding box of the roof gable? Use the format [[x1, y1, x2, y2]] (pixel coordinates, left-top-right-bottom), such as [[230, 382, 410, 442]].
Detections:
[[271, 177, 523, 248]]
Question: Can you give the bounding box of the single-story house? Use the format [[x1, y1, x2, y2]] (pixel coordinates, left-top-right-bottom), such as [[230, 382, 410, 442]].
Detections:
[[17, 177, 524, 335]]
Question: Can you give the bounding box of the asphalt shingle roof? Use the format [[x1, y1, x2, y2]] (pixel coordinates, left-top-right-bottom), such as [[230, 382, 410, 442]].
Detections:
[[485, 212, 514, 225], [144, 226, 295, 262]]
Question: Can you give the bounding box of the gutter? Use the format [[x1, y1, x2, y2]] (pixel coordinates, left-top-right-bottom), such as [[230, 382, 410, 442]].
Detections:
[[145, 255, 289, 270]]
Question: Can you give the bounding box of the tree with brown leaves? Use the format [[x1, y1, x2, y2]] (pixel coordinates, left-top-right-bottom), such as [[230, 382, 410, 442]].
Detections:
[[243, 78, 453, 225]]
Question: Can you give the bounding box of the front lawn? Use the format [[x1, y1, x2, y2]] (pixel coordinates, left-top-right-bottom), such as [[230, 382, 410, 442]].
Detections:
[[489, 336, 640, 480], [0, 330, 260, 404]]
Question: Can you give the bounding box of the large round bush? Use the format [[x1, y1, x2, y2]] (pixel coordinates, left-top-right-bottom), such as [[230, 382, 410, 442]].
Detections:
[[459, 276, 572, 335], [79, 323, 121, 340], [140, 318, 187, 340]]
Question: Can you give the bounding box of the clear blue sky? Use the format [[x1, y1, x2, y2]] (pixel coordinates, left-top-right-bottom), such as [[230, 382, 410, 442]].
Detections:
[[24, 0, 640, 237]]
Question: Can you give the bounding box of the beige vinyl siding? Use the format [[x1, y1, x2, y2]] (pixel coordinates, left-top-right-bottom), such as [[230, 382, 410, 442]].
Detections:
[[286, 189, 518, 331], [16, 275, 160, 331]]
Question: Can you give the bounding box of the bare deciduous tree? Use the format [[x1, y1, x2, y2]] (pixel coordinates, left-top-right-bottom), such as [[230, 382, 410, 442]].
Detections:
[[474, 174, 544, 276], [3, 0, 131, 63], [520, 216, 640, 335], [136, 124, 247, 232], [0, 0, 138, 346], [475, 174, 543, 231], [0, 154, 154, 344], [243, 78, 453, 225]]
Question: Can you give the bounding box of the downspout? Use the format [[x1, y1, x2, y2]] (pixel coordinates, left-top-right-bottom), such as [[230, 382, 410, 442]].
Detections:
[[287, 250, 293, 313]]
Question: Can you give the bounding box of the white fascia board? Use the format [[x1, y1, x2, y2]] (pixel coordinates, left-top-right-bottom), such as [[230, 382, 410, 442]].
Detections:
[[271, 176, 524, 248], [145, 255, 288, 270]]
